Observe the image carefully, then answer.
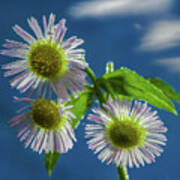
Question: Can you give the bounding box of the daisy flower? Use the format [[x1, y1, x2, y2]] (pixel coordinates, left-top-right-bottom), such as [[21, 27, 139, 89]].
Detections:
[[85, 97, 167, 168], [10, 96, 76, 154], [1, 13, 88, 101]]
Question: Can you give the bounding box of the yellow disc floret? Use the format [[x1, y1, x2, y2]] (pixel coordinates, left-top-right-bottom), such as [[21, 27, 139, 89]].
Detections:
[[28, 41, 67, 81], [31, 98, 66, 130], [106, 117, 147, 150]]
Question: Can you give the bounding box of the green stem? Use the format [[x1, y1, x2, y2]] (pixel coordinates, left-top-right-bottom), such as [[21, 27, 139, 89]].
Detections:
[[117, 166, 129, 180], [106, 61, 114, 73], [85, 67, 106, 106]]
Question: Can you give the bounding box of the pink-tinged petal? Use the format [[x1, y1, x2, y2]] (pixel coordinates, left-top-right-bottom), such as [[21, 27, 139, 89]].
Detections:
[[3, 39, 29, 48], [27, 17, 43, 39], [55, 19, 66, 42], [92, 108, 111, 122], [65, 122, 76, 142], [1, 49, 28, 58], [64, 127, 73, 151], [131, 101, 141, 117], [69, 39, 84, 50], [69, 67, 87, 79], [57, 27, 67, 43], [135, 103, 148, 119], [147, 138, 166, 146], [131, 150, 140, 168], [89, 139, 107, 153], [121, 151, 129, 166], [65, 111, 76, 120], [59, 130, 67, 153], [85, 124, 104, 131], [98, 147, 112, 163], [140, 147, 155, 163], [45, 132, 51, 153], [85, 131, 103, 138], [10, 113, 30, 128], [52, 81, 69, 101], [61, 36, 77, 49], [66, 53, 85, 60], [31, 129, 42, 151], [117, 150, 125, 166], [104, 101, 118, 118], [20, 129, 31, 142], [39, 132, 48, 154], [145, 142, 163, 153], [49, 131, 54, 152], [57, 132, 65, 153], [68, 48, 85, 54], [68, 60, 88, 69], [34, 130, 45, 153], [9, 112, 29, 123], [47, 13, 55, 36], [2, 60, 26, 70], [4, 65, 27, 77], [54, 131, 61, 152], [143, 120, 164, 129], [62, 36, 83, 50], [147, 133, 167, 142], [134, 148, 145, 167], [63, 105, 73, 110], [62, 80, 78, 97], [87, 114, 105, 124], [19, 77, 37, 93], [62, 72, 86, 90], [13, 96, 33, 103], [32, 78, 41, 89], [13, 25, 36, 44], [147, 127, 168, 133], [16, 122, 32, 138], [16, 73, 36, 93], [16, 105, 30, 114], [62, 127, 73, 150], [24, 128, 37, 148], [9, 71, 30, 88], [42, 15, 48, 36], [114, 150, 122, 165], [16, 72, 33, 89], [128, 151, 134, 168]]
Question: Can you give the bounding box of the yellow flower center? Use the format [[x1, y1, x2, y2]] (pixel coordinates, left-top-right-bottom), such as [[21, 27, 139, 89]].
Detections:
[[28, 41, 67, 81], [31, 98, 66, 130], [106, 117, 147, 150]]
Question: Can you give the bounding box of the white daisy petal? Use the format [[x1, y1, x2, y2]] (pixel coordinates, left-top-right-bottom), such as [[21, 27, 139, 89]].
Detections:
[[13, 25, 35, 44]]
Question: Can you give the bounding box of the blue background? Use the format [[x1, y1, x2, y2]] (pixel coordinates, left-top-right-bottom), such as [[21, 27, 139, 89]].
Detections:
[[0, 0, 180, 180]]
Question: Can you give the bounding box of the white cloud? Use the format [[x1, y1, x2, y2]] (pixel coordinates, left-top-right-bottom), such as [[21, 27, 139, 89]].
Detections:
[[139, 20, 180, 51], [69, 0, 172, 18], [156, 57, 180, 72]]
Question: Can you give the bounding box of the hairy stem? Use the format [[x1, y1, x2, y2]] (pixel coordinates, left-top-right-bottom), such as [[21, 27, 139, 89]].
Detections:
[[85, 67, 105, 106], [117, 166, 129, 180]]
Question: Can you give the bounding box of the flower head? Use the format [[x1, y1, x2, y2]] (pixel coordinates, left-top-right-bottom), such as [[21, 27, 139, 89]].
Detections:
[[85, 97, 167, 168], [10, 96, 76, 154], [1, 13, 88, 101]]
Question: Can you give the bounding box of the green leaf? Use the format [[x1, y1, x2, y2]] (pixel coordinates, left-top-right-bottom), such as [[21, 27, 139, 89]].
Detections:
[[67, 86, 95, 129], [44, 152, 61, 176], [147, 77, 180, 103], [44, 86, 95, 176], [98, 67, 177, 115]]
